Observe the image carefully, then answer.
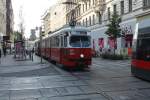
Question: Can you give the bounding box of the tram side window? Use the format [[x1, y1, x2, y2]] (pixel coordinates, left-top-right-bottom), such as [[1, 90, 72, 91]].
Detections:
[[61, 36, 64, 47], [45, 39, 47, 48], [64, 36, 67, 47], [42, 40, 45, 48], [56, 36, 60, 47], [49, 38, 51, 48], [137, 38, 150, 61], [47, 39, 49, 48], [51, 37, 55, 47]]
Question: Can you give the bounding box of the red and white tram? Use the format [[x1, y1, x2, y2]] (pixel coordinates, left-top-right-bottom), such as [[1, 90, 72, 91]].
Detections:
[[35, 26, 92, 69], [131, 13, 150, 80]]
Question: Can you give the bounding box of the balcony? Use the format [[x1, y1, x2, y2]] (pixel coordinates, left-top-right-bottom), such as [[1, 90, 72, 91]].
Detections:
[[92, 0, 106, 14]]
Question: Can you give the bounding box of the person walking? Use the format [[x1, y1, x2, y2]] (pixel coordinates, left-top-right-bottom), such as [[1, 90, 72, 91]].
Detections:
[[3, 42, 7, 56], [31, 47, 34, 61]]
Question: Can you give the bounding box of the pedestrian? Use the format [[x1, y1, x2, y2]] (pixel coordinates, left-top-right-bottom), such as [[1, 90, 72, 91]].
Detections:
[[31, 47, 34, 61], [3, 43, 7, 56]]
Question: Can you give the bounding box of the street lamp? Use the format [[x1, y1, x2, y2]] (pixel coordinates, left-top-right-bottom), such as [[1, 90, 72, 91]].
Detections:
[[0, 33, 3, 62]]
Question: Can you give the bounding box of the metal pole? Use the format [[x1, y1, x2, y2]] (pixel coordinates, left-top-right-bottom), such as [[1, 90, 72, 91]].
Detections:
[[39, 27, 43, 64]]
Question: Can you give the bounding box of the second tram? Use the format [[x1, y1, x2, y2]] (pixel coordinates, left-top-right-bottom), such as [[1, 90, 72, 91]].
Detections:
[[131, 12, 150, 80], [35, 26, 92, 69]]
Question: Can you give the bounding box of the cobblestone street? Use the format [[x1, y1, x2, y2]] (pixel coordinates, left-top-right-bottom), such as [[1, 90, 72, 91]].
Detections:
[[0, 55, 149, 100]]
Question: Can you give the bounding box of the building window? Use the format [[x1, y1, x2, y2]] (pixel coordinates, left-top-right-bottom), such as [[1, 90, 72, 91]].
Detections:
[[98, 13, 102, 24], [83, 4, 85, 12], [108, 7, 111, 20], [89, 0, 91, 8], [129, 0, 132, 12], [93, 14, 95, 25], [121, 1, 124, 15], [93, 0, 95, 5], [143, 0, 150, 8], [86, 18, 88, 26], [113, 4, 117, 14], [83, 20, 85, 26], [86, 2, 88, 10], [78, 8, 80, 16], [89, 16, 91, 26]]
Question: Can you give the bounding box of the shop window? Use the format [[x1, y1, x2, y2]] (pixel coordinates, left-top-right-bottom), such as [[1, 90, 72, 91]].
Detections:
[[108, 37, 117, 49], [98, 38, 104, 51]]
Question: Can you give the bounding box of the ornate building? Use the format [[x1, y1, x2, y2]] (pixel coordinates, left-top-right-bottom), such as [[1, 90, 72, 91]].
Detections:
[[0, 0, 13, 41], [0, 0, 6, 36], [6, 0, 14, 41], [66, 0, 150, 55], [42, 0, 67, 35]]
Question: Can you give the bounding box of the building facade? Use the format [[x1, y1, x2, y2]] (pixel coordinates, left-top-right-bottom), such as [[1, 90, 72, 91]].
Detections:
[[43, 10, 51, 36], [66, 0, 150, 55], [42, 0, 67, 35], [0, 0, 13, 41], [6, 0, 14, 41], [0, 0, 6, 36]]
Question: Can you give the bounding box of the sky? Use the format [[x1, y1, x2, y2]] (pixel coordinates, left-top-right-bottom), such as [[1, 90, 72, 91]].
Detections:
[[12, 0, 58, 38]]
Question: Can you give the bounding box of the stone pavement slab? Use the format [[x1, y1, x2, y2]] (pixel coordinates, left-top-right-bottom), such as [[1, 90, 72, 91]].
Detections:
[[0, 90, 10, 100], [38, 94, 108, 100], [10, 82, 43, 90], [106, 90, 150, 100], [10, 89, 41, 100]]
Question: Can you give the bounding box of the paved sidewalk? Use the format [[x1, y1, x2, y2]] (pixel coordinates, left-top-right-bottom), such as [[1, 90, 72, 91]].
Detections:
[[0, 54, 41, 67], [0, 55, 109, 100]]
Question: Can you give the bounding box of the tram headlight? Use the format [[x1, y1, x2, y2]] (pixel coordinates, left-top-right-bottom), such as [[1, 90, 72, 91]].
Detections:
[[80, 54, 84, 58]]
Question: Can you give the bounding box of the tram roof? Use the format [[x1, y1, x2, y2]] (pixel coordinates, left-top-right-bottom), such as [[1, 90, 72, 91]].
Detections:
[[49, 26, 90, 37], [60, 26, 91, 32]]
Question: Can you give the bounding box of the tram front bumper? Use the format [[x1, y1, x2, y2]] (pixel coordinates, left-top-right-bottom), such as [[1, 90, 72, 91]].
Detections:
[[63, 58, 91, 67]]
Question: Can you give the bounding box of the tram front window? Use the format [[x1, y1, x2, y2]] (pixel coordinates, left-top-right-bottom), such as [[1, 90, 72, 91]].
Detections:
[[136, 38, 150, 61], [70, 36, 90, 47]]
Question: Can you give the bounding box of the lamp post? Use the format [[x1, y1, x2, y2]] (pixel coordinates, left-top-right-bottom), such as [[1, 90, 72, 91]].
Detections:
[[0, 33, 3, 63], [0, 33, 3, 43], [39, 27, 43, 64]]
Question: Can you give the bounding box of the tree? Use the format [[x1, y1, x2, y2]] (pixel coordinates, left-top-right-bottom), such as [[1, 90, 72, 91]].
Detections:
[[13, 31, 22, 42], [105, 12, 122, 54]]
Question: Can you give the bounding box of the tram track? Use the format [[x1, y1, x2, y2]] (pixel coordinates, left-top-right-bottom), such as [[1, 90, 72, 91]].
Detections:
[[69, 70, 114, 100]]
